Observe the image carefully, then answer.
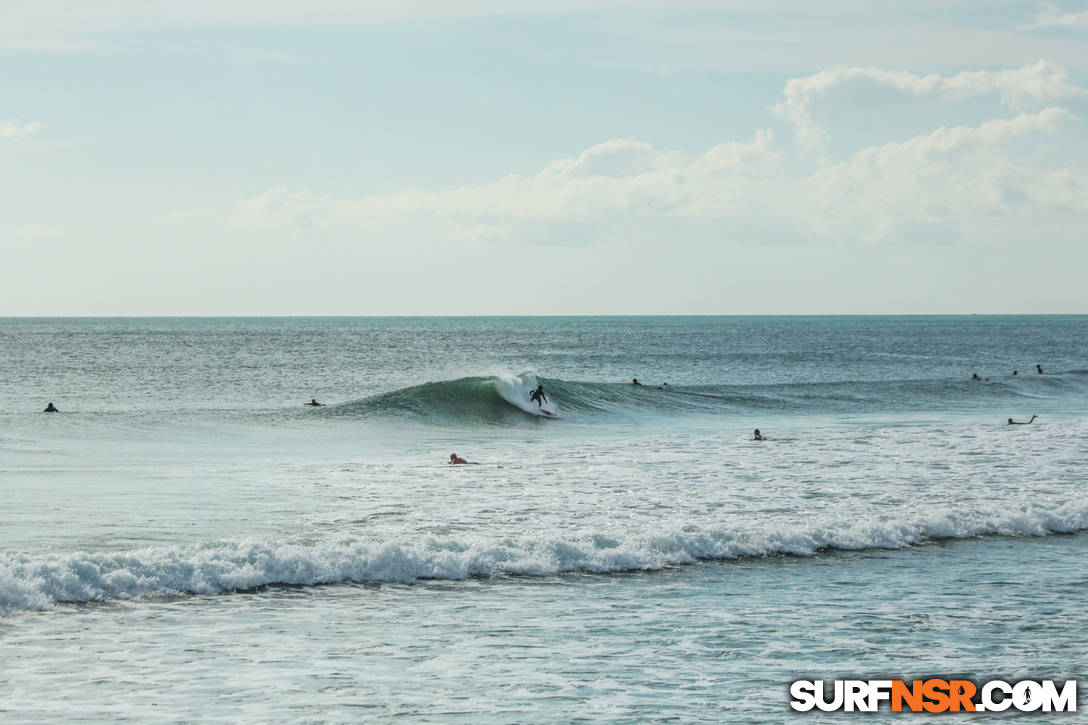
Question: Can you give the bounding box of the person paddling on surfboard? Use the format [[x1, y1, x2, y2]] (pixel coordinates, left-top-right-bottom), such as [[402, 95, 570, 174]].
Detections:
[[529, 384, 547, 408], [43, 402, 59, 413], [1007, 415, 1038, 425], [306, 398, 324, 406]]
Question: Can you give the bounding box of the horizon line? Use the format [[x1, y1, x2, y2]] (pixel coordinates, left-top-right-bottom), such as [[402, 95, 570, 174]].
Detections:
[[2, 312, 1087, 319]]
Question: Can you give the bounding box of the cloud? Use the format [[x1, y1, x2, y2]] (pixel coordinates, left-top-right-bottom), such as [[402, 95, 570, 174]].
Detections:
[[1024, 3, 1088, 29], [799, 107, 1084, 243], [218, 187, 331, 230], [773, 61, 1086, 152], [0, 119, 45, 139], [190, 103, 1082, 250], [538, 139, 684, 179]]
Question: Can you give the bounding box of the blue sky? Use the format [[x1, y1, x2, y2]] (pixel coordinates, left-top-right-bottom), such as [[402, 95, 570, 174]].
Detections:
[[2, 1, 1087, 314]]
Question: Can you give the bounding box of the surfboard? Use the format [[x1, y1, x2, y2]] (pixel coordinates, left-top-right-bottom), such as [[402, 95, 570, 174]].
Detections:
[[528, 403, 559, 418]]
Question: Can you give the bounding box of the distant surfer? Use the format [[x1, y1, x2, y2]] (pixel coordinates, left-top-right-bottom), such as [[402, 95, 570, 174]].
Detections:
[[449, 453, 475, 465], [529, 384, 547, 408], [1013, 370, 1018, 376], [1036, 364, 1044, 374], [1007, 416, 1038, 425], [753, 429, 764, 441], [43, 402, 59, 413], [306, 398, 324, 407], [971, 373, 980, 381], [632, 378, 642, 386]]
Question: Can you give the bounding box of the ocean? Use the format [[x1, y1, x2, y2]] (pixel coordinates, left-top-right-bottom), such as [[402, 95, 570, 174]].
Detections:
[[1, 315, 1086, 722]]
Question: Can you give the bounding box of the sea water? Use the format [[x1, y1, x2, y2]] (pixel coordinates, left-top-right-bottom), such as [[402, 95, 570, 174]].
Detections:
[[1, 316, 1086, 722]]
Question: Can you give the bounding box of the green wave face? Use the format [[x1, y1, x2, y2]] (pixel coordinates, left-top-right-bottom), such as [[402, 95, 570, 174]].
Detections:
[[314, 370, 1088, 426]]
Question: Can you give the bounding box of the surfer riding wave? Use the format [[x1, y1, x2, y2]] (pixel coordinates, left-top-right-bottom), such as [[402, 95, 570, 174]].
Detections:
[[529, 384, 547, 408]]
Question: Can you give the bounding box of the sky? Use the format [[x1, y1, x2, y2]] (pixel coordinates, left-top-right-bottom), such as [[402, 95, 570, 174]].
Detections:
[[1, 1, 1087, 315]]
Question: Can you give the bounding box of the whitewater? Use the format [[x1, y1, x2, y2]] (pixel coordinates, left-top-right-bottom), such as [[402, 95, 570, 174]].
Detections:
[[1, 315, 1086, 722]]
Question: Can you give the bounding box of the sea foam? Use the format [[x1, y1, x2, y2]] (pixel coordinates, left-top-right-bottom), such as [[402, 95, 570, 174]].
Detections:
[[3, 502, 1086, 613]]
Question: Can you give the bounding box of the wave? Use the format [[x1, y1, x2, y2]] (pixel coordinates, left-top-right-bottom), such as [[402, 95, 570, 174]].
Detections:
[[493, 373, 559, 417], [313, 370, 1088, 425], [322, 372, 560, 425], [4, 503, 1087, 613]]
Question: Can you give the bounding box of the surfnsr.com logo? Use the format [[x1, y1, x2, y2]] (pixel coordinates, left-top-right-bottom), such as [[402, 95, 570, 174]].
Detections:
[[789, 679, 1077, 713]]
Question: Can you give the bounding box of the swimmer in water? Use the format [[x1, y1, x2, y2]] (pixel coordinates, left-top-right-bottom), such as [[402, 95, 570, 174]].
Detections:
[[529, 384, 547, 408], [449, 453, 475, 465], [43, 402, 59, 413], [306, 398, 324, 407], [971, 373, 980, 381], [753, 429, 764, 441], [1036, 364, 1044, 374], [1007, 415, 1038, 425]]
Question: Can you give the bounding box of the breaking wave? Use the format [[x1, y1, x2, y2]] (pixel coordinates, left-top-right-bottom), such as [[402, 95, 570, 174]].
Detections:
[[312, 370, 1088, 425], [4, 503, 1087, 613]]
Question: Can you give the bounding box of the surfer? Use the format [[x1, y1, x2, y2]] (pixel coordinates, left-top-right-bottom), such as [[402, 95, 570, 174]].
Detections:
[[449, 453, 474, 465], [306, 398, 324, 407], [971, 373, 980, 381], [753, 429, 764, 441], [1013, 370, 1018, 376], [43, 402, 59, 413], [529, 384, 547, 408], [632, 378, 642, 386], [1036, 364, 1044, 374], [1007, 416, 1038, 425]]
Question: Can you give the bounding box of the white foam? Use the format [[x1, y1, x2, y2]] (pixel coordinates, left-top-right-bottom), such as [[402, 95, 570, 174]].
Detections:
[[4, 502, 1087, 613], [494, 372, 560, 417]]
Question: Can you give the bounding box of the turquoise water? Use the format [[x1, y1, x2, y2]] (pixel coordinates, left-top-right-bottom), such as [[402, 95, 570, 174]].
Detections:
[[1, 316, 1086, 721]]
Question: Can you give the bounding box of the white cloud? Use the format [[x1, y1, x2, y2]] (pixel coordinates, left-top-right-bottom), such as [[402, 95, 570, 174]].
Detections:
[[1024, 3, 1088, 29], [219, 187, 331, 230], [191, 105, 1082, 249], [773, 61, 1086, 151], [538, 139, 683, 179], [0, 119, 45, 139], [799, 107, 1084, 243]]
